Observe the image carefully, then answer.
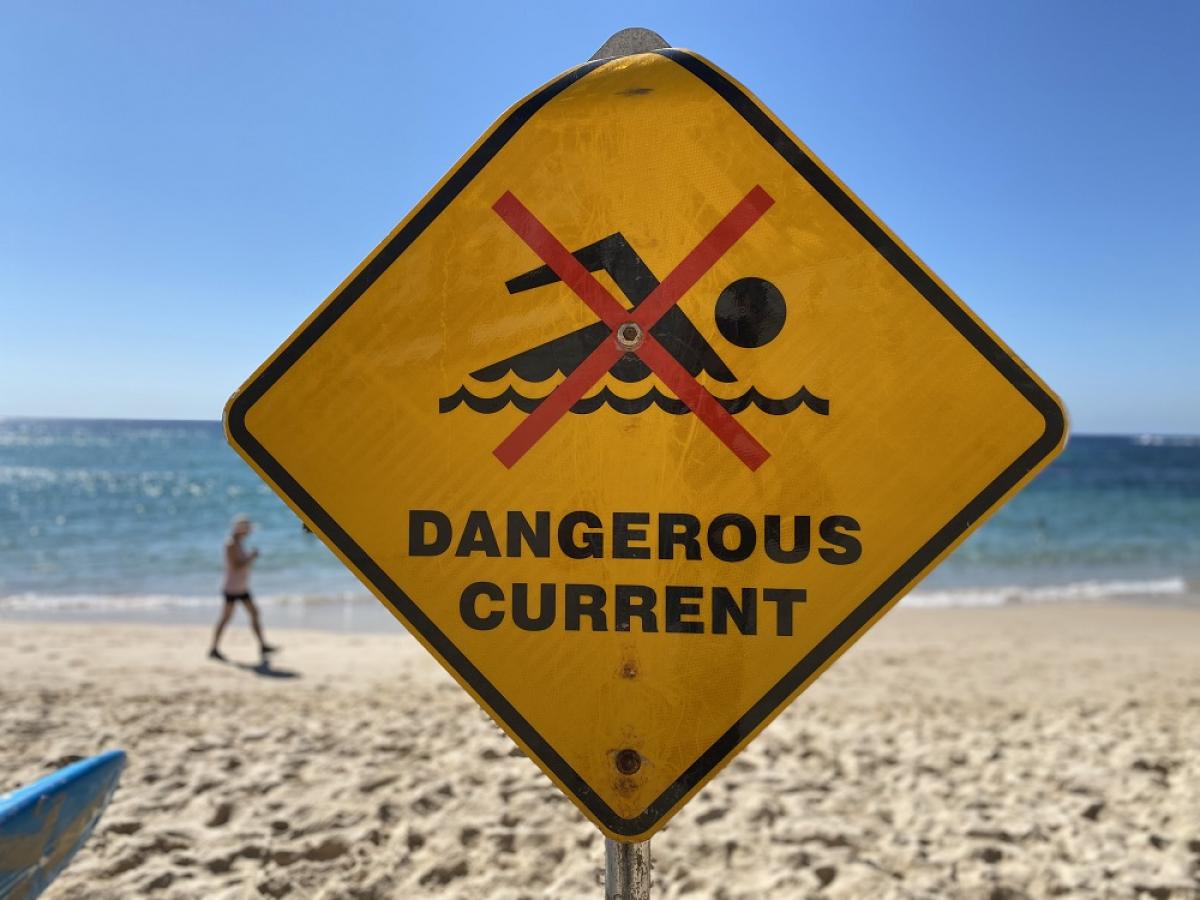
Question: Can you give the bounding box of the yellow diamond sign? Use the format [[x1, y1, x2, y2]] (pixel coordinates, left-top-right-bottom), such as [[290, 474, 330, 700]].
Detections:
[[225, 49, 1066, 841]]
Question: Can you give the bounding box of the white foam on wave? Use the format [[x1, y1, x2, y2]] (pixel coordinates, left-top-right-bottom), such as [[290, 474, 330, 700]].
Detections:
[[1, 578, 1191, 615], [1133, 434, 1200, 447], [0, 591, 371, 613], [903, 576, 1189, 609]]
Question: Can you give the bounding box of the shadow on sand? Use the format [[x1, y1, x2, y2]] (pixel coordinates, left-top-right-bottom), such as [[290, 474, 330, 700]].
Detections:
[[234, 658, 301, 679]]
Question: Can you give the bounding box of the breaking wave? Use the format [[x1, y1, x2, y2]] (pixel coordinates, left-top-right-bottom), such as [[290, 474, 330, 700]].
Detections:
[[903, 576, 1189, 609], [439, 385, 829, 416]]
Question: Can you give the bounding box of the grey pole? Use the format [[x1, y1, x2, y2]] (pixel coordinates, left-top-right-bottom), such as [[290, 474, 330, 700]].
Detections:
[[589, 28, 667, 899], [605, 838, 652, 900], [589, 27, 669, 61]]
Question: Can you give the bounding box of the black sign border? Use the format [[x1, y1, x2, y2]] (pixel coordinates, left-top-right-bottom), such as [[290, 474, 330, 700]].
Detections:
[[226, 49, 1065, 837]]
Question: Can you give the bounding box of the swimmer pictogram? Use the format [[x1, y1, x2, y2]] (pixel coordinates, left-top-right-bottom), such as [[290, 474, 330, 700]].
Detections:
[[439, 187, 830, 470]]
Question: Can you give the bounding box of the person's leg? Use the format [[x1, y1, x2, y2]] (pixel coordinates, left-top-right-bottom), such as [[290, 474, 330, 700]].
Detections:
[[244, 598, 277, 653], [210, 600, 235, 660]]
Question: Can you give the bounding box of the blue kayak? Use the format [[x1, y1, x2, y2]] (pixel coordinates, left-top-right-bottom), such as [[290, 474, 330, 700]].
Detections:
[[0, 750, 126, 899]]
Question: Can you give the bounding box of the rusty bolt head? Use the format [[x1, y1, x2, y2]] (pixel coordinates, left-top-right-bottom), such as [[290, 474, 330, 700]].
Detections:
[[615, 748, 642, 775]]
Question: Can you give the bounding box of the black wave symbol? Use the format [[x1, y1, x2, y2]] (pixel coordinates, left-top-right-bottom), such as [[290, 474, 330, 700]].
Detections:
[[439, 386, 830, 416]]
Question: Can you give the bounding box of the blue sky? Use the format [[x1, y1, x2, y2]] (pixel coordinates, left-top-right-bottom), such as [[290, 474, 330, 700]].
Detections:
[[1, 1, 1196, 433]]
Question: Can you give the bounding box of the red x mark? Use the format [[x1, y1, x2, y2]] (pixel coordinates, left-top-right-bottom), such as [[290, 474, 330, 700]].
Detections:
[[491, 186, 775, 470]]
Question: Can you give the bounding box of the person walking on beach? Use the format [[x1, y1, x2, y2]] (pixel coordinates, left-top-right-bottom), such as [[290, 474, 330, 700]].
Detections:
[[209, 515, 278, 661]]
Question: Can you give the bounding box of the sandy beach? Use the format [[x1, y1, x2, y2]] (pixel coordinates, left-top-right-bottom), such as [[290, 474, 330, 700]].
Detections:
[[2, 605, 1198, 899]]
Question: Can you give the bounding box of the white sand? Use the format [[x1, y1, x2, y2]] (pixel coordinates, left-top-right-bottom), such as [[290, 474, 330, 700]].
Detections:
[[2, 605, 1198, 898]]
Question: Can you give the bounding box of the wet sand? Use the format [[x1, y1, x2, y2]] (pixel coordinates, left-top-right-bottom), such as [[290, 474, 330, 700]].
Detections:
[[2, 605, 1198, 898]]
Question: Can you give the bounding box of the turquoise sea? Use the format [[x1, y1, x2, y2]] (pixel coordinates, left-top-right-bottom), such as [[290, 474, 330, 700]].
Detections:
[[1, 418, 1196, 627]]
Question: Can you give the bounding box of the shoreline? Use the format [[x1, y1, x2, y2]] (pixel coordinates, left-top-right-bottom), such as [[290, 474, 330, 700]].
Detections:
[[0, 583, 1195, 634], [0, 593, 402, 633], [3, 605, 1198, 898]]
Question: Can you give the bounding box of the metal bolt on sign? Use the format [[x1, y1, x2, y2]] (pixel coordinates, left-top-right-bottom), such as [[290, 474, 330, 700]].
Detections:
[[616, 322, 645, 352]]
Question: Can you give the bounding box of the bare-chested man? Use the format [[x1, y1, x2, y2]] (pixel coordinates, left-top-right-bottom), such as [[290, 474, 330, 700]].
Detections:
[[209, 515, 278, 661]]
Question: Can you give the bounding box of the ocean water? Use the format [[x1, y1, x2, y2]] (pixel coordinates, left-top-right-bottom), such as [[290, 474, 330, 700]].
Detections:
[[0, 419, 1196, 625]]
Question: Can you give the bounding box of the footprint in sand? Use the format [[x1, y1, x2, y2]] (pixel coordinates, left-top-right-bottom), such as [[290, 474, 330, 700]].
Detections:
[[358, 774, 398, 794], [695, 807, 728, 825], [814, 865, 838, 888], [419, 859, 469, 888], [205, 801, 234, 828], [141, 870, 173, 892], [303, 836, 349, 861]]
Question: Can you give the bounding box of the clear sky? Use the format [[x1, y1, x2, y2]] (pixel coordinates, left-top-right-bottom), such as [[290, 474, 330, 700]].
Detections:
[[1, 1, 1196, 433]]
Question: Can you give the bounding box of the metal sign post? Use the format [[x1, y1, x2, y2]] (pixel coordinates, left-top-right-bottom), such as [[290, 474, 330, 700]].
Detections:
[[605, 837, 652, 900], [596, 32, 665, 898]]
